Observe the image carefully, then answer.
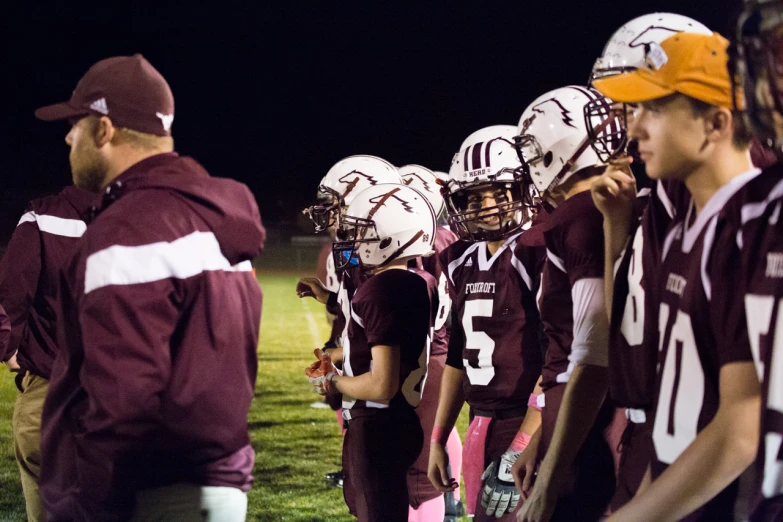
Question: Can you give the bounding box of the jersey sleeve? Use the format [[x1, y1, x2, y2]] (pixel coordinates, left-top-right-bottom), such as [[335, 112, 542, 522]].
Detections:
[[562, 212, 605, 286], [545, 205, 605, 287]]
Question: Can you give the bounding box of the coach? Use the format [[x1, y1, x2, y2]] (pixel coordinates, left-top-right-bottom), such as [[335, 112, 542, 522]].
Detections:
[[34, 54, 265, 521], [0, 180, 94, 521]]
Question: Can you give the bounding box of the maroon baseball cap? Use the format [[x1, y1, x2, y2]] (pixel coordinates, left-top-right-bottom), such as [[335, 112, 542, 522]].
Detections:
[[35, 54, 175, 136]]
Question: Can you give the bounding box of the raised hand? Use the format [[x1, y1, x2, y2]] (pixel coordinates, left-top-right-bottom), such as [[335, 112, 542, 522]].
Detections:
[[296, 278, 330, 304], [590, 156, 636, 222]]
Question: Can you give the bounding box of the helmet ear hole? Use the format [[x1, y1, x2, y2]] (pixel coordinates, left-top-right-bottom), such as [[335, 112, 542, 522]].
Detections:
[[543, 151, 554, 168], [379, 237, 393, 249]]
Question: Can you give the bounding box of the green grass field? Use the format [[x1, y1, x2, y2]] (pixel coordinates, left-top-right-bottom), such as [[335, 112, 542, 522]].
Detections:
[[0, 272, 469, 521]]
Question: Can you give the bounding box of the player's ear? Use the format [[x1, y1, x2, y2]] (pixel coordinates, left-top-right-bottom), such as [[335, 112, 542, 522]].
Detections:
[[704, 107, 732, 144]]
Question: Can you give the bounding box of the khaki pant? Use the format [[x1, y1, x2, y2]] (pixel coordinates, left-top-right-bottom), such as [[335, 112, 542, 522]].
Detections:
[[13, 372, 48, 522]]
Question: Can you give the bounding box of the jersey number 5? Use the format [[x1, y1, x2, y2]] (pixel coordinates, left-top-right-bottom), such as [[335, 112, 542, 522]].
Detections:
[[462, 299, 495, 386], [746, 294, 783, 499]]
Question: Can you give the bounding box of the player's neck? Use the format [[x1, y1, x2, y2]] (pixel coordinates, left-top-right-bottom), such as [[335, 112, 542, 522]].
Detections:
[[683, 147, 753, 213], [487, 240, 504, 256], [561, 176, 598, 201], [548, 173, 600, 206], [371, 259, 409, 274]]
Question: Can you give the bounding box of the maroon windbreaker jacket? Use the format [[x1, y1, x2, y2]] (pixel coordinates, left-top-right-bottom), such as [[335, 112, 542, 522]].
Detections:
[[0, 185, 95, 377], [40, 153, 265, 521]]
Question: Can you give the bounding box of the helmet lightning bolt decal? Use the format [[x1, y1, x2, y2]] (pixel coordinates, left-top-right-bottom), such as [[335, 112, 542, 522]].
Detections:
[[531, 98, 577, 129], [338, 170, 378, 198], [367, 187, 415, 219], [403, 174, 432, 193]]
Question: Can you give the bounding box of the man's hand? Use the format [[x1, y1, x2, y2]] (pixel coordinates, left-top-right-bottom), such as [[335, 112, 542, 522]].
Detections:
[[4, 351, 20, 373], [305, 349, 338, 395], [590, 156, 636, 222], [511, 430, 541, 500], [516, 479, 558, 522], [482, 451, 522, 517], [428, 443, 458, 493], [296, 278, 330, 304]]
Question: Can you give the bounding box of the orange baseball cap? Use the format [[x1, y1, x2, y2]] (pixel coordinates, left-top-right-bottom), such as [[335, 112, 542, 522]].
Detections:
[[593, 31, 742, 110]]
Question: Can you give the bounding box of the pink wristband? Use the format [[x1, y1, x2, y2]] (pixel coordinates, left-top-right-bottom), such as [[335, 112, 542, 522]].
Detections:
[[509, 431, 532, 453], [528, 393, 542, 411], [430, 426, 449, 445]]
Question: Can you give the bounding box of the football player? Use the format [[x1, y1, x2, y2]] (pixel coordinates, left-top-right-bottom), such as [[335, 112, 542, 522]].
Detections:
[[719, 2, 783, 519], [514, 86, 619, 522], [305, 183, 438, 521], [427, 125, 545, 521], [399, 164, 465, 521], [298, 156, 402, 488], [586, 13, 712, 510], [310, 179, 345, 483], [299, 155, 402, 359], [593, 31, 760, 521]]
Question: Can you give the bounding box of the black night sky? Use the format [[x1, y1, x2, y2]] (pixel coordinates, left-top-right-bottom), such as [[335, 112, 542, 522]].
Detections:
[[0, 1, 739, 242]]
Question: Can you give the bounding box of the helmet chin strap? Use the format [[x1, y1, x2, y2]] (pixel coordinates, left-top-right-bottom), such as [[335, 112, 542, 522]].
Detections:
[[541, 114, 615, 202], [362, 230, 425, 271]]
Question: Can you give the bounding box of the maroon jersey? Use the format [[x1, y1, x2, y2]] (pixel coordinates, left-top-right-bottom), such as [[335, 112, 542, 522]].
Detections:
[[441, 233, 543, 411], [343, 268, 436, 411], [721, 165, 783, 521], [539, 191, 606, 391], [316, 240, 340, 293], [609, 181, 690, 412], [40, 153, 265, 520], [650, 170, 761, 521], [0, 186, 96, 378], [329, 265, 369, 353], [419, 226, 458, 356]]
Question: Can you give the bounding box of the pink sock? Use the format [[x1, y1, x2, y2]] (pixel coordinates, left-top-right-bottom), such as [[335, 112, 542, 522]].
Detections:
[[446, 427, 463, 503], [408, 496, 445, 522]]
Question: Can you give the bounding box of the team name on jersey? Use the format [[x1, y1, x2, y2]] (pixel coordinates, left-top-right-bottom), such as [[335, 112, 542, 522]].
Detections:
[[766, 252, 783, 279], [465, 282, 496, 295], [666, 273, 687, 296]]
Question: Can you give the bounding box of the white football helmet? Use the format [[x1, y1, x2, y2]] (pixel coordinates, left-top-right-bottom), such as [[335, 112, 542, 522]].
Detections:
[[585, 14, 711, 162], [458, 125, 518, 152], [517, 86, 617, 206], [399, 164, 445, 219], [590, 13, 711, 83], [303, 155, 401, 232], [444, 126, 532, 242], [333, 184, 436, 270]]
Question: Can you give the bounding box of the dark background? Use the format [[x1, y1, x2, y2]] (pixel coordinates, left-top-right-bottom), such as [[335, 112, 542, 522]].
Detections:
[[0, 1, 738, 243]]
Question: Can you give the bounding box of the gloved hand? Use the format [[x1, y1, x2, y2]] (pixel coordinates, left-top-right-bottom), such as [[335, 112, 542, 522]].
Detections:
[[481, 431, 531, 517], [305, 349, 338, 395]]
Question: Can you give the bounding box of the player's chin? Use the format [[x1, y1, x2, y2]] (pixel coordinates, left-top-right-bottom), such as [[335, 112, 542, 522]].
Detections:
[[477, 217, 501, 229], [641, 159, 670, 181]]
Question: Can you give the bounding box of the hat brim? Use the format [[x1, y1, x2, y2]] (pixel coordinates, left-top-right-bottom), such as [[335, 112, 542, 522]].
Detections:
[[593, 71, 676, 104], [34, 101, 88, 122]]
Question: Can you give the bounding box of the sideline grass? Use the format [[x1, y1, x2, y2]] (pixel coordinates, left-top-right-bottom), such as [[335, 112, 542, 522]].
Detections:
[[0, 371, 23, 521], [0, 272, 469, 521]]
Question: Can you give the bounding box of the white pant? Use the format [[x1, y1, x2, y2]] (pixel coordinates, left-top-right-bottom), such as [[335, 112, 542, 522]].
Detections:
[[131, 483, 248, 522]]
